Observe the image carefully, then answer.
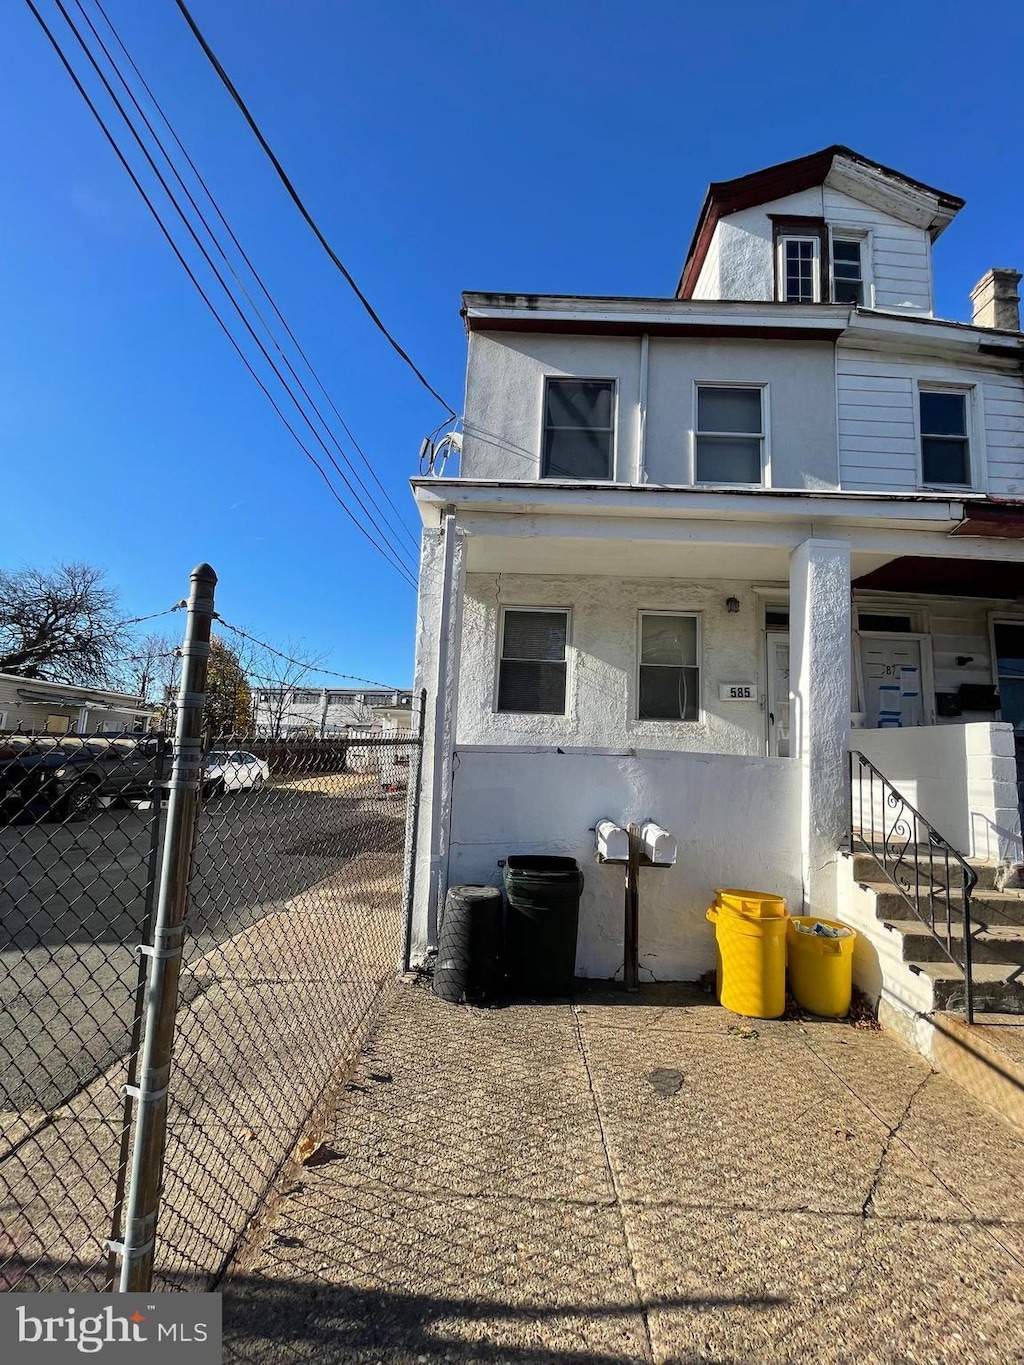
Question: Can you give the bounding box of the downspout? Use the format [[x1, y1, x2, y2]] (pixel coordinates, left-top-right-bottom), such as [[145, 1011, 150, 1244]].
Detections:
[[635, 332, 649, 484], [427, 511, 463, 949]]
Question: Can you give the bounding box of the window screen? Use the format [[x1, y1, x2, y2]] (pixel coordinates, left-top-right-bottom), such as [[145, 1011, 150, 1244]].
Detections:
[[920, 391, 969, 486], [695, 386, 763, 484], [497, 610, 569, 713], [832, 239, 864, 305], [542, 379, 614, 480], [638, 614, 699, 721]]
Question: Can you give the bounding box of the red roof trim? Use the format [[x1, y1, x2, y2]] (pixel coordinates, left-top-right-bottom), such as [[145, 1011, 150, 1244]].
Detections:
[[676, 145, 965, 300]]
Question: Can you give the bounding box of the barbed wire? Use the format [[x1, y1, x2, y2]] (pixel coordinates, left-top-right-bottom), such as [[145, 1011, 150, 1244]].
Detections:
[[114, 601, 187, 629], [213, 617, 408, 693]]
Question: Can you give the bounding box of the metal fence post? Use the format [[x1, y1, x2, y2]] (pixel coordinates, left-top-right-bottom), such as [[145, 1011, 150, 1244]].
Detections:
[[112, 564, 216, 1292]]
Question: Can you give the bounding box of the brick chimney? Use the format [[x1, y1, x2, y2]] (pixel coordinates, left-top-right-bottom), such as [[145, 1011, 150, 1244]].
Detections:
[[970, 267, 1022, 331]]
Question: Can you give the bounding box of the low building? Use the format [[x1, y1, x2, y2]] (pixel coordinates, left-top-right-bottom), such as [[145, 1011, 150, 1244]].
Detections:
[[252, 687, 414, 738], [0, 673, 159, 735]]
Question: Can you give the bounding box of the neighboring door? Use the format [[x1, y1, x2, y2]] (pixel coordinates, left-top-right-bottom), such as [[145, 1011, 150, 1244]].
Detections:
[[993, 621, 1024, 809], [859, 636, 926, 728], [766, 633, 790, 757]]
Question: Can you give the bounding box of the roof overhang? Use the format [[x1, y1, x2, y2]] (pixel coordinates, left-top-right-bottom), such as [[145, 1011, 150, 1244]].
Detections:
[[677, 145, 964, 299], [462, 294, 849, 340]]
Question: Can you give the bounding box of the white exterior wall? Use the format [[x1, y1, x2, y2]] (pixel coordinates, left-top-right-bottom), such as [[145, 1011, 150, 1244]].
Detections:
[[644, 339, 838, 489], [461, 333, 641, 482], [457, 574, 769, 755], [0, 676, 153, 734], [823, 188, 932, 314], [703, 186, 934, 314], [447, 747, 801, 980], [852, 722, 1022, 863], [837, 349, 1024, 495], [461, 332, 839, 491]]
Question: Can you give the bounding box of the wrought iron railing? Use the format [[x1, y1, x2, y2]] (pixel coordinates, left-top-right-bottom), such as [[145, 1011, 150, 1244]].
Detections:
[[848, 749, 977, 1023]]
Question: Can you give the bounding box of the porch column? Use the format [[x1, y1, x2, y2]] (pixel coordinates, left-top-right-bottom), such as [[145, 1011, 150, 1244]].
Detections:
[[789, 538, 851, 916], [406, 513, 466, 965]]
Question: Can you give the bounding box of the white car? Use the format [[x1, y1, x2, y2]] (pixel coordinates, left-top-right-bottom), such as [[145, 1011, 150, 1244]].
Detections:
[[203, 750, 270, 797]]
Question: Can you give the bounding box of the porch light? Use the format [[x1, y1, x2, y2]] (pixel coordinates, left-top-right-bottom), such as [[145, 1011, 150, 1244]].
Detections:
[[726, 596, 740, 613]]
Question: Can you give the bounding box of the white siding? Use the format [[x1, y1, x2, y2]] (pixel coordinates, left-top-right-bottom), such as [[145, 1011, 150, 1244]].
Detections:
[[690, 230, 721, 299], [824, 188, 933, 315], [837, 349, 1024, 493], [984, 372, 1024, 496]]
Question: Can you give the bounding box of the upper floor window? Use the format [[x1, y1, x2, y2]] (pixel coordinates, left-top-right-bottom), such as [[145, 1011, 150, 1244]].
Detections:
[[779, 237, 820, 303], [920, 389, 971, 487], [695, 385, 765, 485], [541, 379, 614, 480], [832, 238, 864, 305], [638, 613, 700, 721], [497, 608, 569, 714]]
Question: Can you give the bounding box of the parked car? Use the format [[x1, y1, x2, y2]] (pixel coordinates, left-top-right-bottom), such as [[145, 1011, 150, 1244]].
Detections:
[[202, 750, 270, 798], [0, 737, 166, 822]]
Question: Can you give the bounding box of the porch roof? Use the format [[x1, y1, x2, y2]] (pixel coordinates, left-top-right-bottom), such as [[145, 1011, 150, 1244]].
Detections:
[[412, 480, 1024, 581]]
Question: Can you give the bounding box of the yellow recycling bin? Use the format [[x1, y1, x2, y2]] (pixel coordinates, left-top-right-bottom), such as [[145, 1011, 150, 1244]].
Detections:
[[787, 917, 856, 1017], [705, 889, 788, 1019]]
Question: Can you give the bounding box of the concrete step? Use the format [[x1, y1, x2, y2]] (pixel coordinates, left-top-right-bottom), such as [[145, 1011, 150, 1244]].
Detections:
[[859, 881, 1024, 928], [879, 919, 1024, 966], [849, 850, 1008, 891], [931, 1012, 1024, 1135], [908, 959, 1024, 1015]]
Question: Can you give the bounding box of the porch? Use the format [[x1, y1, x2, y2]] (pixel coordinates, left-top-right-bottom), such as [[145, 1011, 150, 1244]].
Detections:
[[409, 482, 1024, 1005]]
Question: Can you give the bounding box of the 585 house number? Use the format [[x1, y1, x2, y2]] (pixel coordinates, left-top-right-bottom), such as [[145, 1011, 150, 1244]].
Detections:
[[719, 683, 758, 701]]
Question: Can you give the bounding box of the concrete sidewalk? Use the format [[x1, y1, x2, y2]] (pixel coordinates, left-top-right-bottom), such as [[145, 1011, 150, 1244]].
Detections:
[[221, 982, 1024, 1364]]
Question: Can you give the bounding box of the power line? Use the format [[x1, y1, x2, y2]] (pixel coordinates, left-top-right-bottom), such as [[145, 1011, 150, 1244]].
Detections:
[[56, 0, 417, 586], [89, 0, 420, 557], [173, 0, 456, 418], [25, 0, 417, 589]]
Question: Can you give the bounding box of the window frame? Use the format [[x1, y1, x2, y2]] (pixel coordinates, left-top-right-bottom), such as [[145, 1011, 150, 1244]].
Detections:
[[916, 381, 976, 491], [495, 605, 572, 716], [539, 376, 618, 482], [635, 610, 702, 724], [777, 236, 821, 304], [829, 227, 871, 308], [691, 380, 770, 487]]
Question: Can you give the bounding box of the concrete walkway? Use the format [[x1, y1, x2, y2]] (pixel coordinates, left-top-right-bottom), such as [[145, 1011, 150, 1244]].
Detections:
[[222, 982, 1024, 1364]]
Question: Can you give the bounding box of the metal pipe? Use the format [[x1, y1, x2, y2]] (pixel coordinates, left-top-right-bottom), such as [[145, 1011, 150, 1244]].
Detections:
[[401, 688, 428, 973], [624, 823, 640, 992], [114, 564, 216, 1292]]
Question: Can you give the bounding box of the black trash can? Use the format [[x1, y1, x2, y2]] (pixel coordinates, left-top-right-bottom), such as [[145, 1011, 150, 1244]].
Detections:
[[433, 885, 504, 1004], [503, 855, 583, 996]]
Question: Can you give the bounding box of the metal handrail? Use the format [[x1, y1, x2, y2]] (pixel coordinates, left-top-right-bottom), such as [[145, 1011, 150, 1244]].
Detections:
[[848, 749, 977, 1023]]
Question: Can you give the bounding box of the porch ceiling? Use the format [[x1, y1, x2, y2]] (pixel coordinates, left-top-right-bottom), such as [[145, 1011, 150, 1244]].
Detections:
[[464, 533, 897, 581], [854, 556, 1024, 597]]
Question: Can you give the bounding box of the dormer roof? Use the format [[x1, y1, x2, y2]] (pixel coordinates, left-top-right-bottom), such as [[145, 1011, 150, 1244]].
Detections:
[[676, 145, 964, 299]]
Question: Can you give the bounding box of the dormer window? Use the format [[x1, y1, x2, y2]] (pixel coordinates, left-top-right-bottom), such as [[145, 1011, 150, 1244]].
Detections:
[[771, 216, 826, 303], [779, 237, 820, 303], [832, 238, 865, 305]]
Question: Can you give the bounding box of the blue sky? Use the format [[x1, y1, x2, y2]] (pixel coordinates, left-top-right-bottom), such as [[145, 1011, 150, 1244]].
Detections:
[[2, 0, 1022, 687]]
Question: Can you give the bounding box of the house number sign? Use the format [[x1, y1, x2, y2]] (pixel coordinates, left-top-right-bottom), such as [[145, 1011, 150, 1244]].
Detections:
[[719, 683, 758, 701]]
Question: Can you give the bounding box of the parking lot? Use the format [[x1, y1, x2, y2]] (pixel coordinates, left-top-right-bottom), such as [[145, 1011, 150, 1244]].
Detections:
[[0, 774, 408, 1115]]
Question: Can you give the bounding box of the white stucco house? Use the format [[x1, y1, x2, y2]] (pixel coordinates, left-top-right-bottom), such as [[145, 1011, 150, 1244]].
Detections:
[[408, 146, 1024, 1040]]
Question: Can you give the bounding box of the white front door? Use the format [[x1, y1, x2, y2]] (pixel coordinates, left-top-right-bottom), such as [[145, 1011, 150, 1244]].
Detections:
[[859, 636, 926, 728], [766, 633, 790, 757]]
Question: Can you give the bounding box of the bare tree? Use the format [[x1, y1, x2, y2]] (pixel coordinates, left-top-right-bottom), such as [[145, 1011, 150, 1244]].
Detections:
[[123, 631, 180, 705], [248, 640, 325, 739], [0, 562, 130, 685]]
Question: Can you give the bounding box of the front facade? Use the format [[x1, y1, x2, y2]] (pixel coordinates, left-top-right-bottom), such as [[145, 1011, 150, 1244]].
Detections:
[[409, 147, 1024, 1027], [0, 673, 158, 735]]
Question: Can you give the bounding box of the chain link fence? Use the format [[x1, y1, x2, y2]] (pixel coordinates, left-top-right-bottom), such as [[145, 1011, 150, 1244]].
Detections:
[[0, 568, 421, 1293]]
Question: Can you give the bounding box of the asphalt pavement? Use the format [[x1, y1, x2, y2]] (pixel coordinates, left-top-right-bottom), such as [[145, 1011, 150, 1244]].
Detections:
[[0, 777, 406, 1114]]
